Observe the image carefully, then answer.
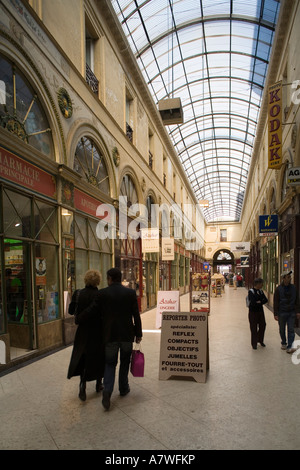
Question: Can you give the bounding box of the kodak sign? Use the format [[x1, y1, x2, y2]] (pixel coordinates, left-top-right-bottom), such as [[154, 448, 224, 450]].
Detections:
[[268, 81, 282, 169]]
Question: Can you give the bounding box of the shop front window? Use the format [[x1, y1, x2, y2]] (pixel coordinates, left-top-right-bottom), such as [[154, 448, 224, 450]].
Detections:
[[185, 257, 190, 287], [0, 248, 3, 334], [121, 258, 140, 293], [179, 255, 185, 287], [62, 209, 75, 315], [171, 253, 179, 289], [74, 214, 112, 289], [159, 261, 170, 291], [75, 249, 89, 288], [35, 244, 59, 323], [3, 189, 32, 238], [269, 239, 278, 294], [0, 54, 53, 156], [34, 200, 58, 242]]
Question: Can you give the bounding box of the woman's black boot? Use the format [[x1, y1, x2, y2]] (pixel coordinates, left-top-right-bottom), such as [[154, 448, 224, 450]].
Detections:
[[79, 380, 86, 401]]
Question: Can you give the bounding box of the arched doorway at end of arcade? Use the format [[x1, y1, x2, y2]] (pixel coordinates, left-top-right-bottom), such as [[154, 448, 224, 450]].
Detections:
[[213, 249, 241, 287]]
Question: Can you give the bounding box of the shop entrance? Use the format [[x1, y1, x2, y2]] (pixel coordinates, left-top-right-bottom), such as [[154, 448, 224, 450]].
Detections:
[[4, 239, 35, 359]]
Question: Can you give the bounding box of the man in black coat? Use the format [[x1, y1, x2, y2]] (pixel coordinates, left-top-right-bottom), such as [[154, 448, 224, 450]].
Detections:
[[248, 277, 268, 350], [76, 267, 142, 410]]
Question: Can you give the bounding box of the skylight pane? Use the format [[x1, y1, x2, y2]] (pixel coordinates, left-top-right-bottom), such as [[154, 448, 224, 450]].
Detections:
[[112, 0, 280, 222]]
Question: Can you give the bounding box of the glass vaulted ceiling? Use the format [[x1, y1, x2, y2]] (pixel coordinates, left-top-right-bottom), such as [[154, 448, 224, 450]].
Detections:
[[111, 0, 280, 222]]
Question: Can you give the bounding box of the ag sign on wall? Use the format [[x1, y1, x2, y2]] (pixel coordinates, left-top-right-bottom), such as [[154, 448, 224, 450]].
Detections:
[[287, 167, 300, 186]]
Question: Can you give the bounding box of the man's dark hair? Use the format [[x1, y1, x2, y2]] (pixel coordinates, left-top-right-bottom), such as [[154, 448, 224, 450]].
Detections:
[[107, 267, 122, 283], [254, 277, 263, 285]]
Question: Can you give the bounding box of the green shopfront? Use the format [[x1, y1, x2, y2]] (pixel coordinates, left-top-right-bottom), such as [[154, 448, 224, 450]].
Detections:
[[0, 145, 61, 366]]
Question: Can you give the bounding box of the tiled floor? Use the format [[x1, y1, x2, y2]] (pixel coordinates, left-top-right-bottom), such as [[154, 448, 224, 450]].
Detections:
[[1, 285, 300, 450]]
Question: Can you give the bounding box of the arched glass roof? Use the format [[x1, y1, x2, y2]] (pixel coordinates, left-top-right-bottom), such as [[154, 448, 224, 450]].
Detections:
[[111, 0, 280, 222]]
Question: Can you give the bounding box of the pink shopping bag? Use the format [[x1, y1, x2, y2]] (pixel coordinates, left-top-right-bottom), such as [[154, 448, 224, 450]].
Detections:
[[130, 348, 145, 377]]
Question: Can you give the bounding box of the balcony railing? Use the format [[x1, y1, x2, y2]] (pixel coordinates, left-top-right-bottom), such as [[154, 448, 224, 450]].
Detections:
[[126, 122, 133, 142], [149, 150, 153, 169], [86, 63, 99, 95]]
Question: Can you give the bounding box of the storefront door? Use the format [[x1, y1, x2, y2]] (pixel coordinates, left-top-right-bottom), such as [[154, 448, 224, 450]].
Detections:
[[4, 239, 35, 359]]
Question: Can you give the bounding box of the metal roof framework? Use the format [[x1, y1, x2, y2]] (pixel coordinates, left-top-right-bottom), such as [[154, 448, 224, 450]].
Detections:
[[111, 0, 280, 222]]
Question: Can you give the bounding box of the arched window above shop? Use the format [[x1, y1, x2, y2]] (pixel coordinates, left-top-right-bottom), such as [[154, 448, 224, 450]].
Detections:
[[217, 251, 232, 261], [74, 137, 109, 193], [146, 195, 157, 227], [120, 174, 138, 208], [0, 54, 53, 157]]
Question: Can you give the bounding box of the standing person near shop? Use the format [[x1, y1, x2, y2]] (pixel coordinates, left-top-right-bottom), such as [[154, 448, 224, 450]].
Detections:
[[248, 278, 268, 350], [274, 271, 299, 354], [77, 267, 142, 411], [67, 270, 105, 401], [237, 273, 243, 287]]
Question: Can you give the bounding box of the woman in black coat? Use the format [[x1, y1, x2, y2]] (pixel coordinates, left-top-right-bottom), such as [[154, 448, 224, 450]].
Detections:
[[67, 270, 104, 401]]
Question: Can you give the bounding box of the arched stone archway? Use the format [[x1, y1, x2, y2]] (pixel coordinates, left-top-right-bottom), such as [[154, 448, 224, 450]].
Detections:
[[213, 249, 235, 273]]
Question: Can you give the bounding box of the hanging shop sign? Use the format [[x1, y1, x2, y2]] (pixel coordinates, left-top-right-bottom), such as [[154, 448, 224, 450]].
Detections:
[[198, 199, 209, 207], [259, 215, 278, 236], [0, 146, 56, 198], [141, 228, 159, 253], [286, 167, 300, 186], [241, 255, 249, 267], [74, 188, 101, 217], [159, 311, 208, 383], [203, 262, 210, 271], [156, 290, 179, 329], [161, 237, 174, 260], [268, 81, 282, 169], [231, 242, 250, 252]]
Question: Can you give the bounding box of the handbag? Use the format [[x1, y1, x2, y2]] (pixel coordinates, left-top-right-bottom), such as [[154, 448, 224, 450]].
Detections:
[[130, 345, 145, 377]]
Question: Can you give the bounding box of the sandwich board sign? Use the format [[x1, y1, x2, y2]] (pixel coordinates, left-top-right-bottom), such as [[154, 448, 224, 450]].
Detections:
[[159, 311, 208, 383]]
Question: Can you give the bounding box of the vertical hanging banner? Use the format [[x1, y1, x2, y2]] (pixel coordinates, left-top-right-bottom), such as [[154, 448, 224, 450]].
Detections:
[[141, 228, 159, 253], [156, 291, 180, 329], [161, 237, 174, 260], [268, 81, 282, 169]]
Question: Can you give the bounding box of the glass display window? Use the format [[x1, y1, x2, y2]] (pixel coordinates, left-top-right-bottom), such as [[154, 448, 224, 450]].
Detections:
[[35, 244, 59, 323], [74, 213, 112, 290], [3, 188, 32, 238], [34, 200, 58, 242], [0, 54, 53, 156], [0, 245, 4, 334], [75, 249, 89, 289]]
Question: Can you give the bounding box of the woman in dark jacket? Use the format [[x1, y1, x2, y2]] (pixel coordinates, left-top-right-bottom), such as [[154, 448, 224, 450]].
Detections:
[[67, 270, 104, 401]]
